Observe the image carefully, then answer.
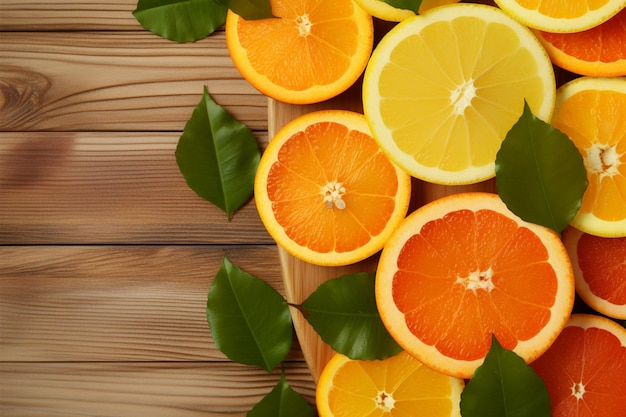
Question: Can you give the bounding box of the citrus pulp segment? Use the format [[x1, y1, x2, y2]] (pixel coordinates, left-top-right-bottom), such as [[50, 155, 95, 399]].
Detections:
[[225, 0, 373, 104], [534, 7, 626, 77], [254, 110, 411, 267], [316, 351, 464, 417], [494, 0, 626, 33], [353, 0, 460, 22], [530, 314, 626, 417], [562, 226, 626, 319], [362, 3, 556, 185], [550, 76, 626, 238], [375, 192, 575, 379]]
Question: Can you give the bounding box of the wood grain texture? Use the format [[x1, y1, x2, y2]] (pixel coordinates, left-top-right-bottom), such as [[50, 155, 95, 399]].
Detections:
[[0, 132, 271, 245], [0, 0, 141, 31], [0, 245, 297, 362], [0, 31, 267, 132], [0, 362, 316, 416]]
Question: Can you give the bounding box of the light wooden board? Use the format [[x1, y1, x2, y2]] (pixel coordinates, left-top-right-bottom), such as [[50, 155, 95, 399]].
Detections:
[[0, 132, 270, 244], [0, 32, 266, 132], [0, 362, 316, 416]]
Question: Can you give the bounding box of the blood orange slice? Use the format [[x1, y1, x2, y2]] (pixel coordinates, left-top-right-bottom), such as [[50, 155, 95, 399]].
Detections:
[[530, 314, 626, 417], [376, 192, 575, 378]]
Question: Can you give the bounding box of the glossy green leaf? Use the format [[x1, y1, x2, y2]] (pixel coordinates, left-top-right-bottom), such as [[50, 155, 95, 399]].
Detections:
[[206, 257, 293, 372], [461, 336, 551, 417], [228, 0, 275, 20], [176, 87, 260, 220], [247, 368, 315, 417], [301, 273, 402, 360], [133, 0, 227, 42], [381, 0, 423, 13], [495, 101, 587, 233]]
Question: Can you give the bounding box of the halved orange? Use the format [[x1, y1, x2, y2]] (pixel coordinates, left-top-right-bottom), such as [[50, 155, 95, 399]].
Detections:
[[534, 7, 626, 77], [362, 3, 555, 185], [530, 314, 626, 417], [550, 76, 626, 238], [254, 110, 411, 266], [376, 192, 575, 378], [225, 0, 373, 104], [353, 0, 460, 22], [562, 226, 626, 319], [316, 350, 464, 417], [494, 0, 626, 33]]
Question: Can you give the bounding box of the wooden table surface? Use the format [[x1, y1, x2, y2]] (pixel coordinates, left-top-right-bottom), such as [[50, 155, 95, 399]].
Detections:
[[0, 1, 318, 415]]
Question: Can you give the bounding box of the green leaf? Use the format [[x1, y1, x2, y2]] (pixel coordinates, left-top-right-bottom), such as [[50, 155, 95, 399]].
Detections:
[[206, 257, 293, 372], [301, 273, 402, 360], [461, 335, 551, 417], [247, 368, 315, 417], [176, 87, 260, 220], [381, 0, 423, 13], [133, 0, 227, 42], [228, 0, 275, 20], [495, 101, 587, 233]]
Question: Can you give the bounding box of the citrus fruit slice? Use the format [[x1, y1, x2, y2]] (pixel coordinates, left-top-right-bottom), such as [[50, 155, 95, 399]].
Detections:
[[550, 76, 626, 238], [530, 314, 626, 417], [494, 0, 626, 33], [254, 110, 411, 267], [534, 7, 626, 77], [354, 0, 460, 22], [316, 350, 464, 417], [225, 0, 373, 104], [362, 3, 555, 185], [376, 192, 575, 378], [562, 226, 626, 319]]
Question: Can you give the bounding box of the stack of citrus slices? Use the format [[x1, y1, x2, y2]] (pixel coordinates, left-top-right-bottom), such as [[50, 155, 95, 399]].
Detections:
[[224, 0, 626, 415]]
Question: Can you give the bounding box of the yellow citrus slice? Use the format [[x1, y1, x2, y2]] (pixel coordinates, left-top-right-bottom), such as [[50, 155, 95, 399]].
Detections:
[[494, 0, 626, 33], [354, 0, 460, 22], [316, 350, 464, 417], [530, 314, 626, 417], [534, 7, 626, 77], [376, 192, 575, 378], [362, 3, 555, 185], [254, 110, 411, 266], [225, 0, 373, 104], [550, 76, 626, 238], [562, 226, 626, 319]]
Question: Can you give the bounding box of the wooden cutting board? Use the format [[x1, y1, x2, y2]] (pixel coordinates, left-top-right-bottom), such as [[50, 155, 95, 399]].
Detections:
[[268, 88, 496, 382]]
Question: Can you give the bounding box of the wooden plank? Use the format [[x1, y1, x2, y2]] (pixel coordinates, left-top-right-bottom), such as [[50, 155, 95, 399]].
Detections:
[[0, 0, 141, 31], [0, 31, 267, 132], [0, 132, 272, 244], [0, 245, 307, 362], [0, 361, 316, 417]]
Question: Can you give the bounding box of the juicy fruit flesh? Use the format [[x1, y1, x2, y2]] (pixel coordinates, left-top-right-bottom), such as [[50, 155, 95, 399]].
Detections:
[[393, 209, 558, 361], [552, 89, 626, 222], [324, 352, 460, 416], [516, 0, 613, 19], [577, 233, 626, 305], [530, 316, 626, 417], [266, 121, 399, 254], [236, 0, 360, 91], [370, 11, 548, 178]]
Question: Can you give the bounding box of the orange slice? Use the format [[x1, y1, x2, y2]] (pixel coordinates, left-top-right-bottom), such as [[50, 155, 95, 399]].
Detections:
[[225, 0, 373, 104], [494, 0, 626, 33], [534, 7, 626, 77], [376, 192, 575, 378], [530, 314, 626, 417], [550, 76, 626, 238], [362, 3, 555, 185], [353, 0, 460, 22], [316, 350, 464, 417], [562, 226, 626, 319], [254, 110, 411, 267]]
